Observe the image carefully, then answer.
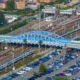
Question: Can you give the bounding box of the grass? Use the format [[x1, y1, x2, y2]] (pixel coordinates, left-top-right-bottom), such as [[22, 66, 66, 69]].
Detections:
[[0, 53, 44, 76], [56, 5, 72, 10], [53, 76, 68, 80], [15, 54, 43, 68]]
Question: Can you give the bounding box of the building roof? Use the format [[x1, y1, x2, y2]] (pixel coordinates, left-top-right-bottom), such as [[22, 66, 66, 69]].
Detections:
[[0, 0, 7, 3], [15, 0, 23, 2]]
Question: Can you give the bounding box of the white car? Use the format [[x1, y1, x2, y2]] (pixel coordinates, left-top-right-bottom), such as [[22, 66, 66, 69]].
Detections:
[[17, 70, 26, 75], [71, 56, 75, 59], [23, 67, 32, 71], [57, 52, 60, 55], [49, 65, 53, 68], [49, 55, 53, 58], [56, 66, 59, 69], [68, 68, 73, 71], [65, 73, 72, 76]]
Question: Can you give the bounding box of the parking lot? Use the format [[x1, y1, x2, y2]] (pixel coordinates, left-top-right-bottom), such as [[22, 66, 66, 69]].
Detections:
[[1, 48, 80, 80]]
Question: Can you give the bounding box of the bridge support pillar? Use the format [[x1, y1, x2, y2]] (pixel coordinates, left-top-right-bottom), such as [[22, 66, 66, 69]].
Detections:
[[72, 10, 77, 16], [44, 12, 45, 17], [62, 45, 67, 54], [55, 9, 60, 17]]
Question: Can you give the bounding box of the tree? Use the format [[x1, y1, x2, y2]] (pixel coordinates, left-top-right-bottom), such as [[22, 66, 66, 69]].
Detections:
[[38, 40, 43, 53], [40, 4, 44, 9], [6, 0, 15, 10], [55, 0, 67, 4], [39, 63, 46, 73], [23, 39, 27, 45], [1, 40, 7, 50], [0, 11, 5, 26]]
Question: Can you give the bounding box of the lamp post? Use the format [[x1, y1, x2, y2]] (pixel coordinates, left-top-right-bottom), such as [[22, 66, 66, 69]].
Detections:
[[62, 43, 67, 54], [45, 36, 46, 51], [12, 47, 15, 71], [22, 41, 24, 65], [39, 4, 41, 30]]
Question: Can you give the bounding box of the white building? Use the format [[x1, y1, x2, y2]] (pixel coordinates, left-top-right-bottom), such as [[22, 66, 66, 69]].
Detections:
[[42, 6, 80, 17], [25, 3, 39, 10], [5, 14, 19, 23], [45, 16, 53, 21]]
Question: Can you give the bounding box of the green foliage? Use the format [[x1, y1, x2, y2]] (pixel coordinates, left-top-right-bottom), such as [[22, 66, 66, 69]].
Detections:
[[43, 2, 55, 6], [53, 77, 68, 80], [0, 19, 28, 34], [23, 39, 27, 44], [39, 63, 46, 73], [56, 5, 72, 10], [6, 0, 15, 10], [1, 40, 6, 50], [55, 0, 67, 4], [0, 11, 5, 26], [73, 2, 80, 7], [3, 8, 39, 16], [40, 4, 44, 9], [15, 54, 43, 68], [38, 40, 43, 45]]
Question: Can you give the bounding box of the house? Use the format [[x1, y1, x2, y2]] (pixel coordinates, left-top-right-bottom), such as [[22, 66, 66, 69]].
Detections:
[[0, 0, 7, 9], [0, 0, 25, 9], [15, 0, 25, 9], [25, 2, 39, 10]]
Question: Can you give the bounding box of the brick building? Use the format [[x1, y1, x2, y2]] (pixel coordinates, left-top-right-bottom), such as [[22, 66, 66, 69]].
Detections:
[[15, 0, 25, 9], [39, 0, 53, 3], [0, 0, 25, 9], [28, 0, 53, 3], [0, 0, 7, 9]]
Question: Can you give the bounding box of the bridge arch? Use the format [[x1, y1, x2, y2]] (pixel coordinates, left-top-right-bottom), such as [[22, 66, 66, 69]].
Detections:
[[2, 30, 71, 47]]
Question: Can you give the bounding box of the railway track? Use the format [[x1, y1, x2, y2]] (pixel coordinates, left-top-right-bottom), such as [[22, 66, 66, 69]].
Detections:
[[0, 49, 34, 70], [62, 27, 80, 39]]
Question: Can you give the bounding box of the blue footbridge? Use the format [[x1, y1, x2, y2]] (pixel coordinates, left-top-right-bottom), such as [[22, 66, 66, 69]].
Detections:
[[0, 30, 80, 49]]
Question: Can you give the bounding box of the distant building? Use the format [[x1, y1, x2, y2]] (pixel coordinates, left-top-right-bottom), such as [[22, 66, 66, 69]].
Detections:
[[15, 0, 25, 9], [28, 0, 53, 3], [39, 0, 53, 3], [0, 0, 25, 9], [25, 3, 39, 10], [0, 0, 7, 9], [42, 6, 80, 17], [28, 0, 38, 3]]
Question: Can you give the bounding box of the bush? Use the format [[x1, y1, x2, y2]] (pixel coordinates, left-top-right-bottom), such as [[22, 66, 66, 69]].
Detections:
[[0, 19, 28, 34], [3, 8, 39, 16]]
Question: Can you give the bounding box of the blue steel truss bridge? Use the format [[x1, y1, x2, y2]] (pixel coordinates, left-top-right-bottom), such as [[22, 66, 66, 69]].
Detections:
[[0, 30, 80, 49]]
